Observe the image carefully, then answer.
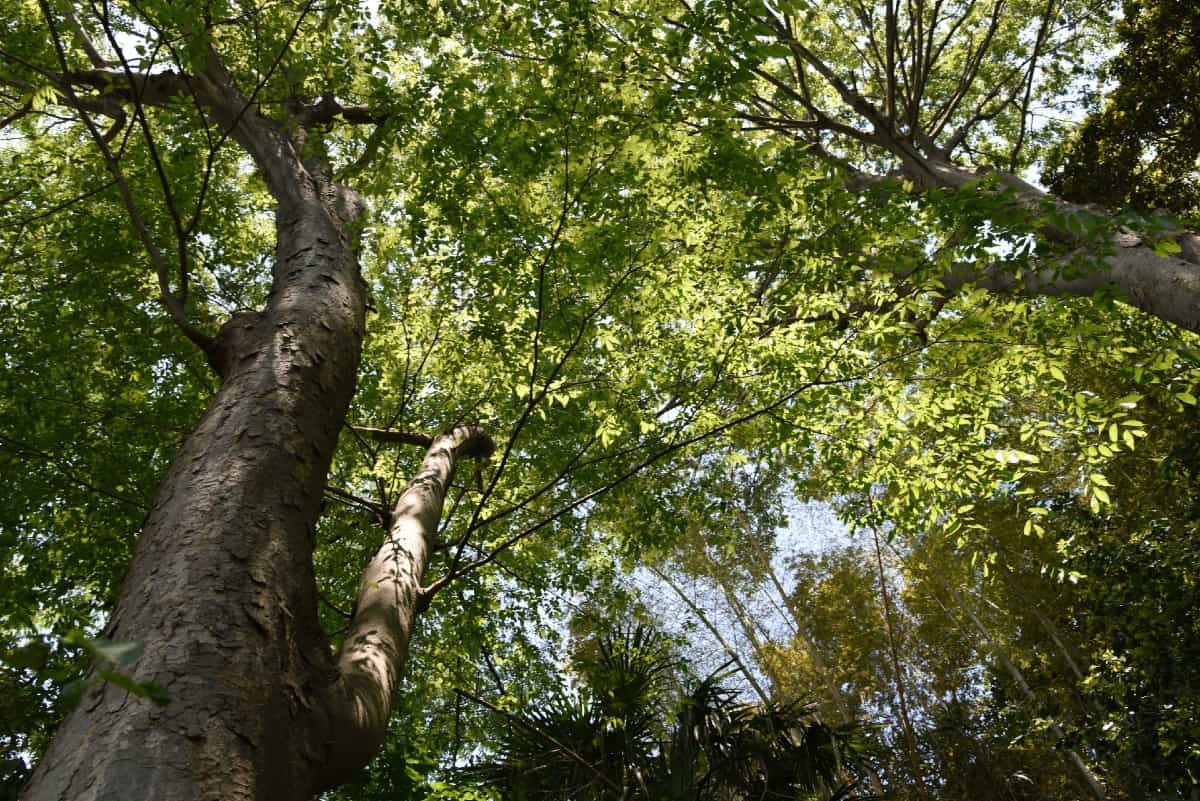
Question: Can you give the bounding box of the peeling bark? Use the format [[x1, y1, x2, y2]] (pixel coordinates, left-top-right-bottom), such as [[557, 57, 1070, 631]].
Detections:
[[16, 32, 503, 799], [24, 184, 369, 801]]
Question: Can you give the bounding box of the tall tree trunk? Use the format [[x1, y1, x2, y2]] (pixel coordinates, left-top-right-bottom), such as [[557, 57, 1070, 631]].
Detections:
[[649, 566, 773, 704], [24, 187, 369, 801]]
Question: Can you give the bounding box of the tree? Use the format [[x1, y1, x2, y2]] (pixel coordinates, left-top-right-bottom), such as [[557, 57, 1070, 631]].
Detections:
[[1046, 0, 1200, 222], [605, 0, 1200, 330], [3, 0, 868, 797], [3, 0, 475, 793], [4, 0, 1199, 798]]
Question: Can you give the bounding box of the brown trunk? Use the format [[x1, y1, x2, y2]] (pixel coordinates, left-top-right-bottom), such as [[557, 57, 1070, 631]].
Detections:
[[24, 188, 368, 801], [20, 45, 498, 797]]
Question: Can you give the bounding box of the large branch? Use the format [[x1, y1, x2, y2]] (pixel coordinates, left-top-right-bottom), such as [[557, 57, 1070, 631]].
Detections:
[[294, 94, 388, 128], [913, 157, 1200, 333], [311, 424, 494, 791], [943, 240, 1200, 333], [350, 426, 434, 448]]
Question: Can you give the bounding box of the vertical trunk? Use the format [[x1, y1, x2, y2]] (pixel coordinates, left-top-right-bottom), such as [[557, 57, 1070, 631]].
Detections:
[[947, 586, 1108, 801], [740, 525, 887, 797], [741, 522, 859, 720], [871, 529, 930, 801], [24, 190, 368, 801]]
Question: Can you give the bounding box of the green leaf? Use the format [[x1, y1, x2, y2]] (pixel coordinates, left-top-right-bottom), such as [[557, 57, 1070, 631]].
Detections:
[[1152, 238, 1182, 256]]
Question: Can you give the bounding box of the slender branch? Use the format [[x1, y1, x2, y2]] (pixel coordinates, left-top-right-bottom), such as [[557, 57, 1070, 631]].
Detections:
[[941, 583, 1108, 799], [90, 9, 193, 306], [454, 225, 649, 562], [1008, 0, 1057, 171], [0, 179, 115, 231], [37, 1, 215, 355], [324, 484, 386, 518], [886, 0, 898, 127], [0, 432, 147, 511], [351, 426, 434, 449], [319, 590, 353, 620], [422, 351, 877, 600], [926, 0, 1006, 142], [649, 566, 771, 703], [63, 4, 109, 68]]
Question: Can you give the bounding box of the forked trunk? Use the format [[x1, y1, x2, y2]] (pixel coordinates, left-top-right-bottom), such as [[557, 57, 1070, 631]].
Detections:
[[24, 190, 368, 801]]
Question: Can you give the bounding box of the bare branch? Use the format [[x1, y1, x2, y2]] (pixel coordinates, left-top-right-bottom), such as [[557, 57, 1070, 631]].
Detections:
[[1009, 0, 1058, 170], [421, 362, 865, 601], [926, 0, 1007, 142], [351, 426, 435, 449], [63, 3, 110, 68], [37, 1, 215, 356], [0, 432, 148, 511]]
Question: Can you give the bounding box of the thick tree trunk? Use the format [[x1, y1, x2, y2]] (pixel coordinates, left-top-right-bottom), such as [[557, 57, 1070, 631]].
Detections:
[[20, 41, 498, 796], [24, 189, 368, 801]]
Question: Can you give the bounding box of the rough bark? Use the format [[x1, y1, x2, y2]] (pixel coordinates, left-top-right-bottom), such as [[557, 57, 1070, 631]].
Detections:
[[16, 29, 503, 798], [8, 18, 506, 796], [24, 184, 369, 801]]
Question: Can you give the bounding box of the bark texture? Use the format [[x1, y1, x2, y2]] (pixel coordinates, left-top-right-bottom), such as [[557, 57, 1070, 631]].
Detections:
[[17, 31, 502, 799], [23, 180, 368, 800], [917, 158, 1200, 333], [310, 425, 494, 791]]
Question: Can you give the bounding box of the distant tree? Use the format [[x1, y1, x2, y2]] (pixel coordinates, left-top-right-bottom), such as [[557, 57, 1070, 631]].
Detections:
[[1046, 0, 1200, 222]]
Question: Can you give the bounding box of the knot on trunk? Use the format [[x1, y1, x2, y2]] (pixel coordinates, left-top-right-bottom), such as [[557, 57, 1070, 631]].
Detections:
[[449, 424, 495, 459], [208, 310, 264, 379], [324, 184, 366, 233]]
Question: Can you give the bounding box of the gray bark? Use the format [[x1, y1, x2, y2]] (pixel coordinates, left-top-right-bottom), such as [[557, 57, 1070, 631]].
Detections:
[[311, 425, 492, 791], [911, 158, 1200, 334], [23, 171, 493, 799]]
